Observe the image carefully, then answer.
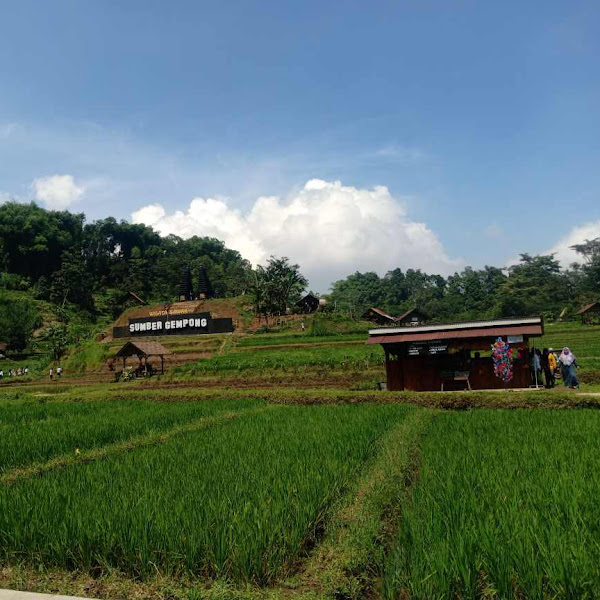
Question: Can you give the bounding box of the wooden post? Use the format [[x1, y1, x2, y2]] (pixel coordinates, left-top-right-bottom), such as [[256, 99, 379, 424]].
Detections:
[[161, 355, 164, 374]]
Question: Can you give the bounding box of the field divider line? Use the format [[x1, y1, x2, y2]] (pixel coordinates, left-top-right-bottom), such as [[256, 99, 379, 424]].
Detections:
[[278, 408, 436, 600], [1, 404, 272, 486]]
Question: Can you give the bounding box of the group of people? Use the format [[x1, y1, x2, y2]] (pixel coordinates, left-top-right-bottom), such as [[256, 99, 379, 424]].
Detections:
[[48, 366, 63, 380], [0, 366, 29, 379], [531, 347, 579, 389]]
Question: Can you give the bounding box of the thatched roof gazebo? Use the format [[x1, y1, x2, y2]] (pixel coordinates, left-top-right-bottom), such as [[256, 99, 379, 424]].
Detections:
[[114, 340, 172, 374]]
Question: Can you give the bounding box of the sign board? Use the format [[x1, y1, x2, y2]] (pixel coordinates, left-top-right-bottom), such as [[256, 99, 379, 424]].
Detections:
[[113, 311, 234, 338], [507, 335, 524, 344], [407, 340, 448, 356]]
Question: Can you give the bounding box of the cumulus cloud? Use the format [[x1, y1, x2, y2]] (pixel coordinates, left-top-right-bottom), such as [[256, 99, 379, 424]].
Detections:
[[132, 179, 462, 290], [545, 219, 600, 266], [32, 174, 85, 210]]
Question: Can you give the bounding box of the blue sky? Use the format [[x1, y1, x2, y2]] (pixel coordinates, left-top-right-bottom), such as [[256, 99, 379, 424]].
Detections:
[[1, 1, 600, 290]]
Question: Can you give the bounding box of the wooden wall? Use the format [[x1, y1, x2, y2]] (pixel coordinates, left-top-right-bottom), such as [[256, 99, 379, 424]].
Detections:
[[383, 340, 533, 391]]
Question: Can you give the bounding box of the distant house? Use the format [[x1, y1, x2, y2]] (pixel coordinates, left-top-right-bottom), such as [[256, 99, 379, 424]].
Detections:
[[296, 293, 320, 314], [361, 307, 397, 326], [396, 308, 427, 326], [0, 342, 7, 353], [576, 302, 600, 325]]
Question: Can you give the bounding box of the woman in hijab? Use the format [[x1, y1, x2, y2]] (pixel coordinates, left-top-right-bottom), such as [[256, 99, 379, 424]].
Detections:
[[559, 347, 579, 388]]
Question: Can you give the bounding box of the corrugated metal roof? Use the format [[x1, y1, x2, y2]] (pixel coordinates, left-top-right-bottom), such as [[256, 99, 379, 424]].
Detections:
[[368, 316, 542, 336], [366, 324, 543, 345]]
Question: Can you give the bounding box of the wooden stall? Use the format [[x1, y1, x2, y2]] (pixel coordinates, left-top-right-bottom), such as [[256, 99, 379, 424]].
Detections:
[[367, 317, 544, 391]]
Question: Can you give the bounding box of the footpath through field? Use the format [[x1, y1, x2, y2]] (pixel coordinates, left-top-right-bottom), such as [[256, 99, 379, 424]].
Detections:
[[0, 591, 91, 600]]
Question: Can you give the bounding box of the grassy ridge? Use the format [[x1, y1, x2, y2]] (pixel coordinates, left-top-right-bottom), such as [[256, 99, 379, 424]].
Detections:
[[539, 322, 600, 357], [0, 403, 413, 584], [170, 344, 383, 377], [236, 333, 367, 347], [0, 396, 260, 473], [385, 409, 600, 599]]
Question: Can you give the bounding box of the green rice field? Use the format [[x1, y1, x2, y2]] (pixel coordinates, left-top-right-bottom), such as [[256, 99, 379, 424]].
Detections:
[[385, 410, 600, 599], [0, 394, 260, 473], [3, 319, 600, 599], [0, 395, 414, 586]]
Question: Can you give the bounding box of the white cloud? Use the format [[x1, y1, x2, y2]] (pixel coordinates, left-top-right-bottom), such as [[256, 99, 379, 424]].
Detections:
[[546, 220, 600, 266], [31, 174, 85, 210], [132, 179, 461, 291]]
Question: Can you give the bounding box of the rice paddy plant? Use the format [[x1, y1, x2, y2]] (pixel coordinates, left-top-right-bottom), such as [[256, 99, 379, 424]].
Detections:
[[539, 323, 600, 358], [385, 410, 600, 599], [0, 396, 261, 473], [173, 345, 384, 377], [0, 403, 414, 584], [237, 332, 367, 347]]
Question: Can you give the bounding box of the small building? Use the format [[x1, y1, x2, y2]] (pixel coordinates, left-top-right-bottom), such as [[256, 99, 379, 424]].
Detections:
[[296, 293, 320, 314], [361, 307, 397, 325], [115, 340, 172, 374], [576, 302, 600, 325], [367, 317, 544, 391], [396, 308, 427, 326]]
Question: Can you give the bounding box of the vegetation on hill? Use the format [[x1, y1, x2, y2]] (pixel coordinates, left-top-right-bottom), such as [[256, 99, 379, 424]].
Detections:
[[329, 249, 600, 321]]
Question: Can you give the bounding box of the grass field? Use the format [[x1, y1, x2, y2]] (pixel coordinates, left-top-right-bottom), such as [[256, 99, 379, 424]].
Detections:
[[0, 401, 413, 585], [169, 344, 384, 378], [0, 393, 260, 474], [385, 410, 600, 599]]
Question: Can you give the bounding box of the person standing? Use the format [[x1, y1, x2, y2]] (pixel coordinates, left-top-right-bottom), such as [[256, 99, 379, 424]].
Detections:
[[542, 348, 555, 388], [559, 347, 579, 389], [531, 349, 542, 387], [49, 367, 53, 380]]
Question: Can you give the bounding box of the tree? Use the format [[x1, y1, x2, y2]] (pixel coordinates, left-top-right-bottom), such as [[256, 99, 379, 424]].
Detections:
[[495, 254, 567, 318], [45, 323, 70, 360], [0, 294, 42, 352], [570, 238, 600, 264], [250, 257, 307, 325]]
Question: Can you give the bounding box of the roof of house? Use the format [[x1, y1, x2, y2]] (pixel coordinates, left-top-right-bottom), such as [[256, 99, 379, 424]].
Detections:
[[115, 340, 172, 357], [362, 307, 396, 321], [576, 302, 600, 315], [396, 307, 427, 322], [296, 293, 319, 305], [366, 316, 543, 345]]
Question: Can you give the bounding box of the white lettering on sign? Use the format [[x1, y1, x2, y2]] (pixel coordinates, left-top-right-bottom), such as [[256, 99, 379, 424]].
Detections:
[[128, 315, 209, 334], [507, 335, 523, 343]]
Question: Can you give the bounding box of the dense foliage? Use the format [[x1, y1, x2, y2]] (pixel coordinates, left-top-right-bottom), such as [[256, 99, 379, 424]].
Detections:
[[329, 246, 600, 320], [0, 202, 253, 317], [0, 293, 42, 352], [1, 201, 599, 345]]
